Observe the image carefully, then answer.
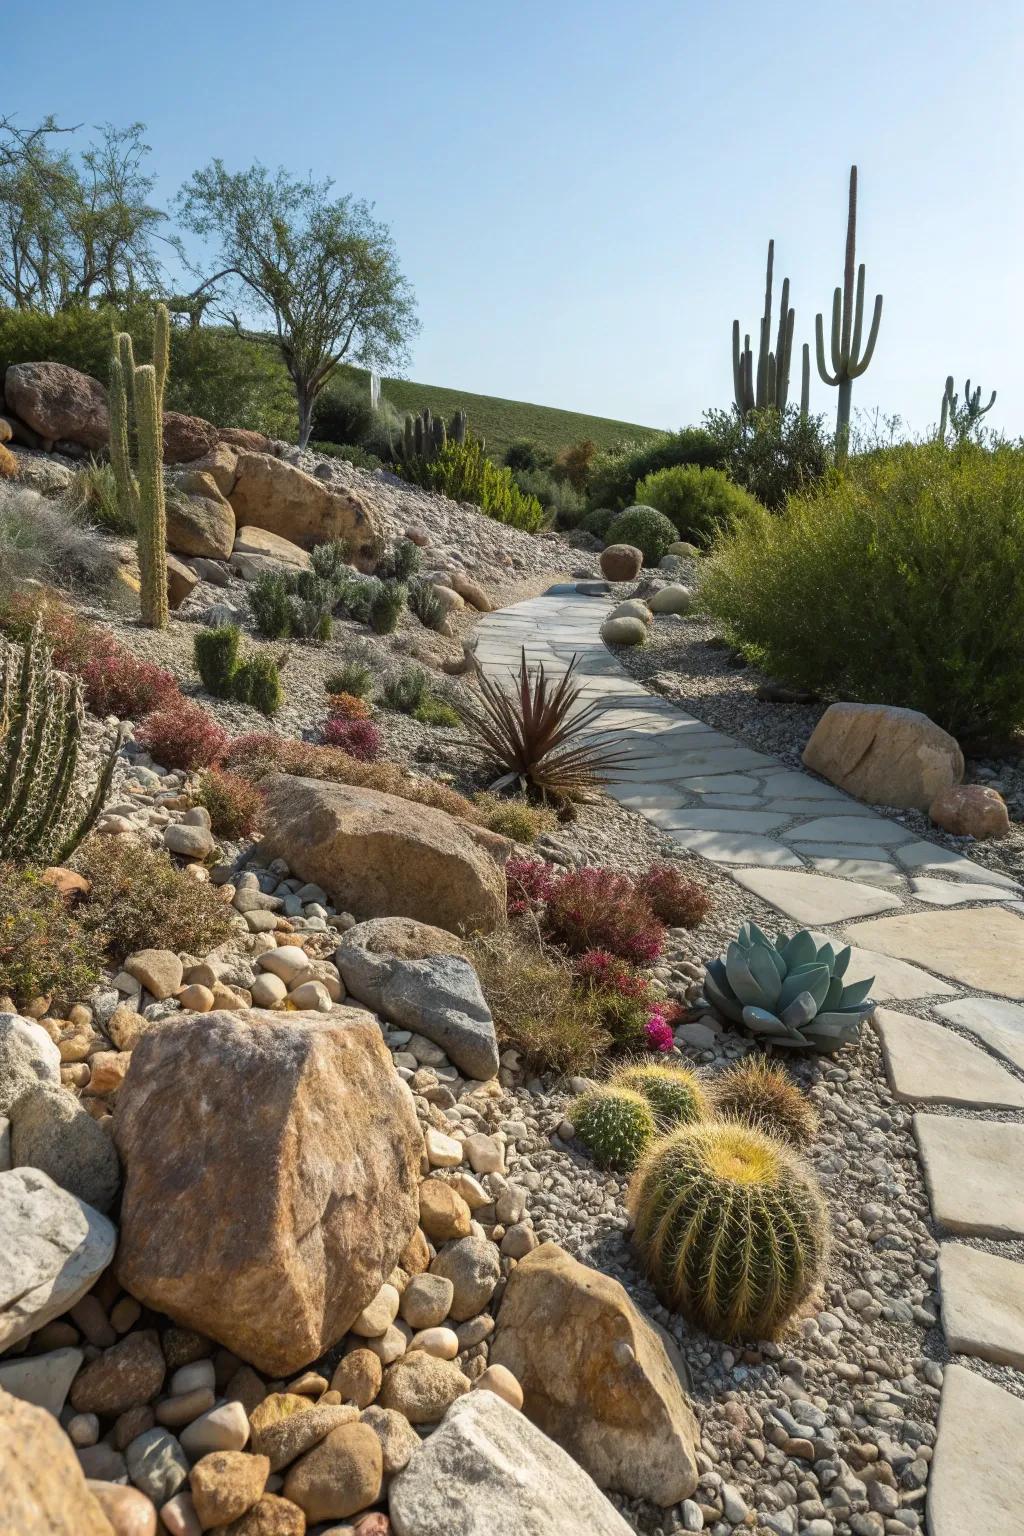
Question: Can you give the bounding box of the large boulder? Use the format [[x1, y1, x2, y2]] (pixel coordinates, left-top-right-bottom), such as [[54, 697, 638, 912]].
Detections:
[[113, 1008, 422, 1375], [802, 702, 964, 811], [0, 1387, 116, 1535], [165, 482, 236, 561], [179, 441, 239, 496], [492, 1243, 699, 1506], [599, 544, 643, 583], [229, 451, 378, 556], [162, 411, 220, 464], [4, 362, 108, 449], [219, 426, 274, 454], [388, 1389, 633, 1536], [259, 777, 506, 935], [0, 1014, 61, 1115], [0, 1167, 117, 1350]]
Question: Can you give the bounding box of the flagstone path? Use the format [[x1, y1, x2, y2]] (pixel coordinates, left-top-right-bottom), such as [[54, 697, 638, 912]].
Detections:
[[475, 587, 1024, 1535]]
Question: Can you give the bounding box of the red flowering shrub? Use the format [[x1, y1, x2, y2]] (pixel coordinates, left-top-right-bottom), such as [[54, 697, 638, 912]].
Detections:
[[138, 699, 230, 771], [320, 717, 382, 760], [636, 863, 711, 928], [574, 949, 650, 999], [645, 1012, 675, 1052], [545, 866, 665, 964], [81, 650, 180, 720], [196, 768, 265, 841], [506, 857, 558, 918], [326, 691, 373, 721]]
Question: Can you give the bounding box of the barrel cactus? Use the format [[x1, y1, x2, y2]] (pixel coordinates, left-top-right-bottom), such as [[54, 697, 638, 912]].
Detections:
[[711, 1056, 820, 1148], [628, 1121, 829, 1339], [703, 921, 873, 1053], [610, 1062, 710, 1131], [569, 1085, 656, 1172]]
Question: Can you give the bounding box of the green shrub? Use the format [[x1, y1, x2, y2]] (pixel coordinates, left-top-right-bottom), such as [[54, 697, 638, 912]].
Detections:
[[68, 459, 133, 535], [605, 505, 679, 566], [0, 863, 101, 1010], [310, 441, 384, 470], [73, 837, 234, 964], [467, 927, 611, 1075], [194, 625, 240, 698], [380, 664, 429, 714], [249, 571, 293, 640], [580, 506, 615, 540], [611, 1062, 711, 1130], [233, 653, 282, 716], [512, 468, 585, 527], [312, 376, 375, 445], [702, 406, 831, 510], [701, 440, 1024, 740], [587, 428, 727, 511], [474, 792, 559, 843], [375, 539, 421, 583], [326, 658, 373, 698], [413, 696, 460, 728], [636, 465, 762, 547], [400, 438, 544, 533], [504, 438, 553, 473], [628, 1121, 830, 1339], [570, 1086, 656, 1172], [408, 579, 447, 631], [369, 580, 407, 634], [310, 540, 353, 583]]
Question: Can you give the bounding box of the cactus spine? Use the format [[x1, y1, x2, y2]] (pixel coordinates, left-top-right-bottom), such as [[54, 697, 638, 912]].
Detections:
[[732, 240, 796, 418], [940, 375, 997, 440], [109, 303, 170, 629], [569, 1085, 656, 1172], [815, 165, 883, 458], [610, 1062, 711, 1131]]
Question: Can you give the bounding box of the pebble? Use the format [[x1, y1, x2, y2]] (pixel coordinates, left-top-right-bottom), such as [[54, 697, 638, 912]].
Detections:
[[178, 1399, 250, 1457]]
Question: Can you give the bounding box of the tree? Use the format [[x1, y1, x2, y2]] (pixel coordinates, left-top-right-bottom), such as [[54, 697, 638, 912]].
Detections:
[[177, 161, 418, 446], [0, 117, 172, 312]]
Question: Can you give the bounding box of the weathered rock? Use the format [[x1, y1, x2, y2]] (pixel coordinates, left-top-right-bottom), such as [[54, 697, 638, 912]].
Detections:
[[220, 1492, 304, 1533], [331, 1349, 383, 1409], [0, 1346, 83, 1416], [124, 948, 183, 1001], [0, 1013, 61, 1114], [648, 583, 692, 615], [473, 1363, 523, 1410], [802, 701, 964, 810], [282, 1421, 383, 1523], [259, 777, 505, 936], [4, 362, 108, 449], [190, 1450, 269, 1528], [418, 1179, 472, 1243], [167, 553, 199, 609], [359, 1405, 420, 1476], [219, 426, 273, 455], [164, 823, 215, 860], [179, 441, 239, 496], [0, 1167, 116, 1349], [229, 452, 378, 557], [113, 1008, 421, 1375], [0, 1386, 116, 1534], [125, 1427, 190, 1505], [388, 1389, 633, 1536], [491, 1243, 699, 1506], [607, 599, 651, 624], [337, 919, 468, 983], [163, 412, 220, 464], [428, 1236, 501, 1322], [233, 526, 312, 570], [86, 1484, 156, 1536], [378, 1352, 470, 1424], [5, 449, 75, 495], [165, 488, 235, 561], [600, 615, 647, 647], [253, 1402, 359, 1472], [70, 1329, 165, 1416], [599, 544, 643, 582], [9, 1082, 121, 1211], [400, 1273, 453, 1330], [929, 783, 1010, 839], [448, 571, 492, 611]]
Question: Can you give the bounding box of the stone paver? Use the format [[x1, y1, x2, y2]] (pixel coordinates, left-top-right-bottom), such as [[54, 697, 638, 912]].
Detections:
[[665, 831, 802, 867], [908, 877, 1009, 906], [809, 856, 904, 888], [893, 841, 1022, 890], [729, 869, 902, 925], [928, 1365, 1024, 1536], [938, 1244, 1024, 1368], [934, 997, 1024, 1072], [873, 1007, 1024, 1110], [790, 815, 915, 846], [805, 938, 957, 1001], [850, 907, 1024, 998], [914, 1114, 1024, 1237]]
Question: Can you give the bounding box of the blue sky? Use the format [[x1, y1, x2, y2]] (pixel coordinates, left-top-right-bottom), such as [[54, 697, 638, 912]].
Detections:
[[6, 0, 1021, 435]]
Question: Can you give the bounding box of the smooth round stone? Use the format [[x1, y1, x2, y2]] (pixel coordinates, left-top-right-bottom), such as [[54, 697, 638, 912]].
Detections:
[[424, 1128, 463, 1168], [86, 1481, 159, 1536], [249, 973, 288, 1008], [361, 1325, 408, 1365], [285, 979, 332, 1012], [648, 583, 693, 615], [256, 946, 311, 984], [350, 1283, 401, 1339], [463, 1134, 504, 1176], [600, 615, 648, 647], [607, 598, 652, 624], [400, 1274, 454, 1331], [156, 1387, 216, 1428], [157, 1491, 201, 1536], [178, 1399, 250, 1457], [68, 1412, 99, 1446], [472, 1364, 524, 1410], [176, 985, 215, 1014], [409, 1327, 459, 1360], [170, 1360, 216, 1397], [330, 1349, 383, 1409]]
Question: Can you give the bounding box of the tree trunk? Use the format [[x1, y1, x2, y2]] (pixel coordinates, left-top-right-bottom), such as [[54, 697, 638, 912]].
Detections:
[[296, 380, 315, 449]]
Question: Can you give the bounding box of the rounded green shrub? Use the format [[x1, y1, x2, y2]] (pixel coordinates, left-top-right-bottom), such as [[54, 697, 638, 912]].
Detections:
[[636, 465, 762, 548], [234, 653, 282, 717], [569, 1085, 656, 1172], [369, 580, 407, 635], [580, 506, 615, 540], [611, 1062, 711, 1130], [628, 1121, 829, 1339], [194, 625, 240, 698], [605, 505, 679, 566]]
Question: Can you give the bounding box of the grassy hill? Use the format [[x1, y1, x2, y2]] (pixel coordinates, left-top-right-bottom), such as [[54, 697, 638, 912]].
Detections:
[[337, 364, 662, 462]]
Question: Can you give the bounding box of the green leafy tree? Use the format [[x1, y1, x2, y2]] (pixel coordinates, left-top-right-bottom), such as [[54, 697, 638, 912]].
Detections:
[[177, 161, 418, 446]]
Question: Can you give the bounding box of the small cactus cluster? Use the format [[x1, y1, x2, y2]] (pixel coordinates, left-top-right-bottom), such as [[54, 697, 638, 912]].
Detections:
[[611, 1061, 710, 1131], [109, 304, 171, 628], [712, 1055, 820, 1147], [939, 375, 997, 441], [398, 406, 468, 466], [568, 1086, 656, 1173], [628, 1120, 829, 1340]]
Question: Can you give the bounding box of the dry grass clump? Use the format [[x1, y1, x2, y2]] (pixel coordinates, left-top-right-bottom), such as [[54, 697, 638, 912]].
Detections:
[[473, 792, 559, 844], [711, 1056, 820, 1147], [72, 837, 234, 964]]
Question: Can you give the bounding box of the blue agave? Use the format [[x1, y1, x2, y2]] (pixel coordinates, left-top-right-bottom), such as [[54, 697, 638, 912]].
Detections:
[[704, 921, 874, 1054]]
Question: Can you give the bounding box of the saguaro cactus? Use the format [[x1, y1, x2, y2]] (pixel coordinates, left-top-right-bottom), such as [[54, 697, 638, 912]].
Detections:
[[110, 303, 170, 628], [732, 240, 796, 418], [815, 165, 883, 457], [939, 375, 997, 440]]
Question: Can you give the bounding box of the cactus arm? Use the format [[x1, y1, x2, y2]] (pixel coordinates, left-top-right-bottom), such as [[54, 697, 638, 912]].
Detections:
[[849, 292, 883, 377], [800, 343, 810, 418], [153, 302, 170, 403], [939, 387, 949, 439], [732, 320, 745, 413], [135, 364, 169, 630], [980, 389, 997, 416], [815, 310, 838, 386], [840, 165, 857, 366], [55, 723, 126, 863], [777, 305, 795, 409], [848, 263, 865, 370]]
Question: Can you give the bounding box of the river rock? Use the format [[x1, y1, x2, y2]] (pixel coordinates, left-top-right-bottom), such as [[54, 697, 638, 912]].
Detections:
[[378, 1352, 470, 1424], [599, 545, 643, 582], [282, 1421, 383, 1523], [600, 615, 648, 647], [0, 1167, 116, 1349], [929, 783, 1010, 839], [428, 1236, 501, 1321]]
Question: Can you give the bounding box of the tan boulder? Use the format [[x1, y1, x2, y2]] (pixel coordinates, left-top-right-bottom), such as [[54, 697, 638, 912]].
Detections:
[[233, 526, 312, 571], [190, 1449, 269, 1527], [181, 441, 239, 496], [219, 426, 274, 454], [600, 544, 643, 582], [163, 411, 219, 464], [802, 701, 964, 811], [4, 362, 108, 449], [929, 783, 1010, 840], [258, 776, 506, 935], [166, 553, 199, 609], [113, 1009, 422, 1376], [0, 417, 12, 443], [0, 1386, 116, 1534], [220, 1493, 304, 1533], [229, 452, 378, 557], [491, 1242, 700, 1507], [449, 571, 492, 612], [337, 916, 469, 966]]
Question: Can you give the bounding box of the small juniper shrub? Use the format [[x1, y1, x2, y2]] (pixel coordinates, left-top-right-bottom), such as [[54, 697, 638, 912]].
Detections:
[[380, 664, 429, 714], [72, 837, 234, 964], [611, 1061, 710, 1129], [194, 625, 240, 698], [233, 653, 283, 716], [325, 659, 373, 698], [196, 767, 265, 841], [248, 570, 293, 640], [712, 1056, 820, 1148], [467, 926, 611, 1076], [473, 793, 558, 844], [505, 857, 558, 917], [369, 581, 407, 635], [375, 538, 421, 583], [408, 579, 447, 632], [412, 695, 460, 728], [0, 862, 101, 1010], [326, 691, 372, 721], [309, 538, 352, 583], [544, 866, 666, 965], [569, 1086, 656, 1172], [320, 717, 382, 760], [137, 698, 230, 771], [636, 862, 711, 927]]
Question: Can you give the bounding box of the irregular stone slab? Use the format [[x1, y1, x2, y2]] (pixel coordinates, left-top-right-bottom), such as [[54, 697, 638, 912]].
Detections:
[[0, 1168, 116, 1350], [668, 831, 803, 867], [687, 793, 764, 809], [678, 774, 761, 793], [758, 771, 851, 799], [928, 1364, 1024, 1536], [651, 808, 787, 834], [608, 791, 688, 811], [938, 1244, 1024, 1368], [789, 815, 914, 846], [914, 1114, 1024, 1237], [0, 1386, 116, 1535], [892, 840, 1021, 890], [491, 1243, 699, 1506], [730, 869, 902, 925], [802, 701, 964, 811], [809, 856, 904, 888], [935, 997, 1024, 1072], [635, 747, 780, 777], [873, 1008, 1024, 1109], [797, 840, 905, 863], [908, 877, 1008, 906], [851, 907, 1024, 998], [388, 1389, 633, 1536], [809, 939, 956, 1000], [766, 798, 868, 816]]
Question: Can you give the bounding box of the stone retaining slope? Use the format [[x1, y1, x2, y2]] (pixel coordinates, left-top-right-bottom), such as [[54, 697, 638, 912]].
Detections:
[[476, 588, 1024, 1536]]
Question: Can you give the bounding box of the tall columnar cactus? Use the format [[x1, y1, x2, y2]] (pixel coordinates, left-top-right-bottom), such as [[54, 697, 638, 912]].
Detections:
[[939, 375, 997, 440], [799, 343, 811, 420], [0, 624, 122, 863], [628, 1121, 830, 1339], [399, 406, 468, 464], [732, 240, 796, 418], [815, 165, 883, 457], [109, 303, 170, 629]]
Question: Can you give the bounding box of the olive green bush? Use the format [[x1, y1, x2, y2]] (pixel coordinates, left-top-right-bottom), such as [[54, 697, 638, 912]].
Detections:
[[636, 465, 762, 547], [605, 505, 679, 565]]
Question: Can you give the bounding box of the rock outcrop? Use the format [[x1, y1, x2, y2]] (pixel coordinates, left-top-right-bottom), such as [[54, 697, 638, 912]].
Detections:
[[229, 451, 379, 557]]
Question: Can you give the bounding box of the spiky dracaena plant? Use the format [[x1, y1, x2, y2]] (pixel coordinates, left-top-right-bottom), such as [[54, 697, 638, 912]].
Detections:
[[611, 1061, 711, 1131], [0, 625, 122, 863], [109, 305, 170, 629], [454, 648, 631, 799], [569, 1085, 656, 1172], [712, 1056, 820, 1148], [628, 1121, 830, 1340]]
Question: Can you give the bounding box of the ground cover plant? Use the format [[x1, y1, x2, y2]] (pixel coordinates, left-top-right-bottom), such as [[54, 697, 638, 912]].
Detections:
[[71, 837, 235, 963]]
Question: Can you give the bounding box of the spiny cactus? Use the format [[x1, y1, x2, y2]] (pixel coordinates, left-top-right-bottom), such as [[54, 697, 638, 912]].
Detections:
[[610, 1061, 711, 1131], [109, 303, 171, 628], [814, 165, 883, 458], [712, 1056, 820, 1148], [398, 406, 469, 465], [628, 1121, 830, 1339], [733, 240, 796, 418], [0, 624, 122, 863], [569, 1085, 656, 1172], [704, 921, 874, 1053], [939, 375, 997, 441]]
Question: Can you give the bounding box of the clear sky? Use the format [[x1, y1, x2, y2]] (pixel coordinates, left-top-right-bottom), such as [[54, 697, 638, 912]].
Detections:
[[6, 0, 1022, 436]]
